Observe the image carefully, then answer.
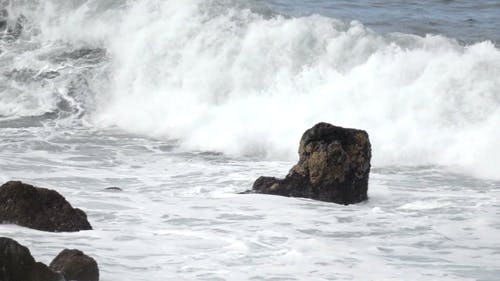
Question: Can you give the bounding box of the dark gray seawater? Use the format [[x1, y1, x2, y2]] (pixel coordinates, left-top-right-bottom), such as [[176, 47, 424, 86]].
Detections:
[[267, 0, 500, 44], [1, 0, 499, 280]]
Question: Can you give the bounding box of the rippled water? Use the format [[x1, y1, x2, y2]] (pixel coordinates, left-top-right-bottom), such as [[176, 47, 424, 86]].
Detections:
[[1, 124, 499, 280], [267, 0, 500, 44]]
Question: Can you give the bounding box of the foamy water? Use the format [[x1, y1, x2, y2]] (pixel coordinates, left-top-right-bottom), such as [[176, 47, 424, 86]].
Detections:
[[1, 126, 499, 280], [1, 0, 499, 280]]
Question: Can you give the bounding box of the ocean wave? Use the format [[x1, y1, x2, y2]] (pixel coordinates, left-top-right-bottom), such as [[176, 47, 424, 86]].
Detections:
[[2, 0, 500, 179]]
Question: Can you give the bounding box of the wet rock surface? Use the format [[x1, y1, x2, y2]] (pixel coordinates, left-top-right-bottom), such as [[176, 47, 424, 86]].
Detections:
[[0, 181, 92, 232], [50, 249, 99, 281], [104, 186, 123, 192], [0, 237, 62, 281], [253, 122, 371, 204]]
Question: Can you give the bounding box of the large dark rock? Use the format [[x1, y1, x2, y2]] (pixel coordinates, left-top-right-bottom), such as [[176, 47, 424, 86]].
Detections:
[[50, 249, 99, 281], [0, 237, 62, 281], [0, 181, 92, 232], [253, 122, 371, 204]]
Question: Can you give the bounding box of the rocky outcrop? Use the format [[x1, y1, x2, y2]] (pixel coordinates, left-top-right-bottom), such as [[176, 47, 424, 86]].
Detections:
[[50, 249, 99, 281], [0, 181, 92, 232], [253, 122, 371, 205], [0, 237, 100, 281], [0, 237, 63, 281]]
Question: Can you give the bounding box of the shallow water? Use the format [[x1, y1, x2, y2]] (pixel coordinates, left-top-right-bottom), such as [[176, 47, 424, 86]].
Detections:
[[1, 0, 500, 280], [1, 124, 499, 280]]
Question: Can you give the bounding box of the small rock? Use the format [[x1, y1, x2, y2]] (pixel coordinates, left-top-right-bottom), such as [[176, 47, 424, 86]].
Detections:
[[0, 237, 62, 281], [50, 249, 99, 281], [0, 181, 92, 232], [252, 122, 371, 205]]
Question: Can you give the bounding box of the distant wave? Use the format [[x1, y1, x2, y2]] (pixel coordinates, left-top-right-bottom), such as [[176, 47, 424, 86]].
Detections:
[[2, 0, 499, 179]]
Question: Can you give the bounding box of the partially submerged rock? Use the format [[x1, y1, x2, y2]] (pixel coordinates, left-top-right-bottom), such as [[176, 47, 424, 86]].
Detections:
[[0, 237, 99, 281], [0, 237, 62, 281], [50, 249, 99, 281], [0, 181, 92, 232], [253, 122, 371, 204], [104, 186, 122, 192]]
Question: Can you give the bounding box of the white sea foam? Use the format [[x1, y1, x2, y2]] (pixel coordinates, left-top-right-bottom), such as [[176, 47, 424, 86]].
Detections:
[[3, 0, 500, 179], [398, 200, 451, 210], [0, 117, 498, 280]]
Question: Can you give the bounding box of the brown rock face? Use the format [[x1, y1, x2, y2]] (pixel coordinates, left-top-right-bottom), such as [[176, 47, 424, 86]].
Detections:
[[253, 122, 371, 204], [0, 181, 92, 232], [50, 249, 99, 281], [0, 237, 62, 281]]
